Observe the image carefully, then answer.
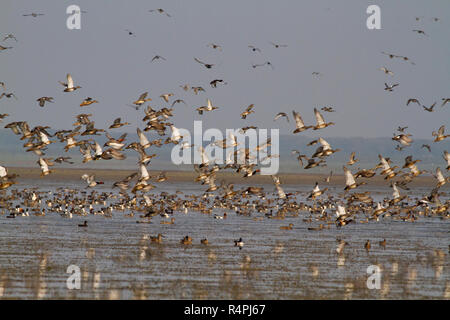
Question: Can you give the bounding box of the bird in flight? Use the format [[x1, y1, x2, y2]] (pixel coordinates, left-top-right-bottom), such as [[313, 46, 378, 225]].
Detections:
[[274, 112, 289, 123], [125, 29, 136, 36], [406, 98, 420, 106], [36, 97, 54, 107], [210, 79, 226, 88], [2, 34, 18, 42], [422, 102, 436, 112], [59, 74, 81, 92], [412, 29, 428, 36], [207, 43, 222, 51], [421, 144, 431, 153], [149, 9, 171, 17], [151, 55, 166, 62], [0, 92, 17, 100], [194, 58, 214, 69], [23, 13, 44, 17], [248, 45, 261, 53], [321, 106, 335, 112], [270, 42, 288, 48], [379, 67, 394, 75], [252, 61, 273, 69], [0, 45, 12, 51], [441, 98, 450, 107], [384, 83, 399, 92]]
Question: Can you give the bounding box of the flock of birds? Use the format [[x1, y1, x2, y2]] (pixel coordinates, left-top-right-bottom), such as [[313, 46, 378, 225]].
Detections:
[[0, 8, 449, 252]]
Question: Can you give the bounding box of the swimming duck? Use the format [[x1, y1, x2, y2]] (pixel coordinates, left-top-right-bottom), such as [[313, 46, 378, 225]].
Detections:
[[234, 238, 244, 249]]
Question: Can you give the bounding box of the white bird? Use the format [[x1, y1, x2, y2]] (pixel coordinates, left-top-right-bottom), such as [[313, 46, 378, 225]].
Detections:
[[343, 166, 357, 191], [336, 205, 347, 218], [137, 128, 150, 149], [139, 164, 150, 181], [434, 167, 448, 187], [39, 131, 52, 145], [378, 154, 397, 179], [81, 174, 104, 188], [392, 182, 401, 200], [444, 151, 450, 170], [197, 99, 218, 114], [272, 175, 286, 199], [59, 73, 81, 92], [143, 194, 153, 207], [170, 125, 182, 142], [198, 147, 210, 167], [0, 165, 7, 178], [38, 158, 51, 176]]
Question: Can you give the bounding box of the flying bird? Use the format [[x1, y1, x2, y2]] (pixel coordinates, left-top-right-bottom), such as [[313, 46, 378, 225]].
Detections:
[[148, 8, 171, 17], [151, 55, 166, 62], [422, 102, 436, 112], [384, 83, 399, 92], [406, 98, 420, 106], [59, 74, 81, 92], [36, 97, 54, 107], [194, 58, 214, 69], [274, 112, 289, 122]]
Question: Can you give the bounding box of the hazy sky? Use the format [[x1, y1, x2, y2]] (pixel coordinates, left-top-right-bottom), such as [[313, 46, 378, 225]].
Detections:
[[1, 0, 449, 139]]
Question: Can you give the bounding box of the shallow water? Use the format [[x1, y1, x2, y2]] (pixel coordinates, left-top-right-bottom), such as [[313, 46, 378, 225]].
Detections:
[[0, 180, 448, 300]]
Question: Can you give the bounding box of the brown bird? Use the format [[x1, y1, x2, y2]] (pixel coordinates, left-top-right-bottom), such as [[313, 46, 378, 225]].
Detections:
[[36, 97, 54, 107], [422, 102, 436, 112], [406, 98, 420, 106], [210, 79, 226, 88], [364, 240, 371, 251], [80, 97, 99, 107], [441, 98, 450, 107], [280, 223, 294, 230], [240, 104, 255, 119]]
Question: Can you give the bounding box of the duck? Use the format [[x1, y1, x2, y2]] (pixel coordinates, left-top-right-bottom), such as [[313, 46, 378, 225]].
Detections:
[[343, 166, 366, 191], [200, 238, 209, 245], [292, 110, 312, 133], [80, 97, 99, 107], [160, 218, 175, 225], [36, 96, 54, 107], [78, 221, 88, 227], [196, 99, 218, 115], [180, 236, 192, 245], [81, 174, 104, 188], [150, 234, 163, 243], [432, 125, 450, 142], [132, 92, 152, 108], [280, 223, 294, 230], [364, 240, 371, 251], [240, 104, 255, 119], [59, 74, 81, 92], [234, 238, 244, 249], [313, 108, 334, 130]]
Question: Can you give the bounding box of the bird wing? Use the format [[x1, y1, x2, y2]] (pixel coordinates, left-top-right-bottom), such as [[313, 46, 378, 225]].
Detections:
[[314, 108, 325, 126], [344, 166, 356, 186], [292, 111, 305, 129], [67, 74, 74, 89]]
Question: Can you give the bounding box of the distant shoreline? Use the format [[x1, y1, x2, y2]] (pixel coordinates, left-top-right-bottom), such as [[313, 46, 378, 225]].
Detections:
[[5, 166, 446, 187]]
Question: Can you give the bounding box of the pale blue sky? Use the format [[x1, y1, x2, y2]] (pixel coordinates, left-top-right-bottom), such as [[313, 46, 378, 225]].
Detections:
[[0, 0, 449, 139]]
